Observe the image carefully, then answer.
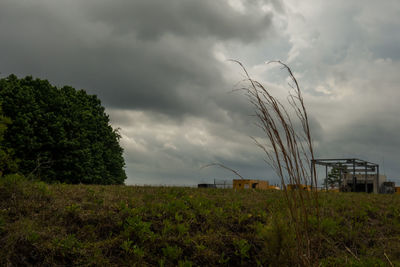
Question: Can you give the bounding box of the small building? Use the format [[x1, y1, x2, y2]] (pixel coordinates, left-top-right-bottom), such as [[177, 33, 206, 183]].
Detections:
[[233, 179, 270, 190], [342, 173, 386, 193], [395, 187, 400, 194], [380, 181, 395, 194]]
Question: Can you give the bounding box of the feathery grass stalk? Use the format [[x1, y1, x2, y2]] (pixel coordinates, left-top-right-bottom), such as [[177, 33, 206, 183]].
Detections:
[[231, 60, 320, 265]]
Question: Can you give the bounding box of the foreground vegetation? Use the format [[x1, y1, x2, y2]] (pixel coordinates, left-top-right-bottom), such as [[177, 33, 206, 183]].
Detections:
[[1, 176, 399, 266]]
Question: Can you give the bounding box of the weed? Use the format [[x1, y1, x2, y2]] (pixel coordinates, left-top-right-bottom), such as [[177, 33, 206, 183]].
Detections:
[[121, 239, 145, 259], [175, 212, 183, 222], [162, 219, 174, 236], [176, 223, 189, 236], [233, 238, 251, 263], [121, 239, 134, 254], [132, 245, 145, 258], [33, 181, 52, 199], [124, 215, 155, 242], [218, 252, 230, 265], [0, 215, 5, 234], [321, 218, 339, 237], [254, 215, 296, 265], [178, 260, 193, 267], [162, 245, 182, 261], [64, 203, 81, 215], [158, 258, 166, 267], [61, 234, 81, 250]]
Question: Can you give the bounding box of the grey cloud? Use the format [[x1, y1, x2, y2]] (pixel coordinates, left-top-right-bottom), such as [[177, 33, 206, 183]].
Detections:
[[0, 0, 275, 119], [109, 110, 278, 185], [82, 0, 273, 42]]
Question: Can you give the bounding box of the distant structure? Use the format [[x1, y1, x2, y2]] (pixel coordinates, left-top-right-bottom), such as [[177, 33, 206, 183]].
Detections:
[[213, 179, 233, 189], [396, 186, 400, 194], [197, 179, 232, 189], [312, 158, 386, 193], [342, 173, 387, 193], [380, 181, 396, 194], [199, 179, 279, 190], [233, 179, 270, 190], [197, 183, 216, 188]]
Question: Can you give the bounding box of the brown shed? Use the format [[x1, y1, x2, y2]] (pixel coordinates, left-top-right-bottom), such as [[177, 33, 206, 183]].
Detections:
[[233, 179, 270, 190]]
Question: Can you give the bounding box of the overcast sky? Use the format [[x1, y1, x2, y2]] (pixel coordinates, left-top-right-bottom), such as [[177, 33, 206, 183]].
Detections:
[[1, 0, 400, 186]]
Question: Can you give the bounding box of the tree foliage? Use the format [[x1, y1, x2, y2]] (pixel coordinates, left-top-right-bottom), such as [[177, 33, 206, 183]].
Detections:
[[0, 75, 126, 184], [324, 166, 344, 189], [0, 104, 18, 176]]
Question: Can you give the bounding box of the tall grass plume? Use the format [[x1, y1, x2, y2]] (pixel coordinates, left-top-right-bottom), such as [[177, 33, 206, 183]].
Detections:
[[231, 60, 320, 265]]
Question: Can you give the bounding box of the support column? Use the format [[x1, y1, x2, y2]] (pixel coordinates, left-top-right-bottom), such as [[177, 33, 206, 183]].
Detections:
[[375, 165, 379, 194], [310, 160, 313, 189], [352, 160, 356, 192], [365, 164, 368, 193], [311, 160, 315, 190], [325, 165, 328, 191]]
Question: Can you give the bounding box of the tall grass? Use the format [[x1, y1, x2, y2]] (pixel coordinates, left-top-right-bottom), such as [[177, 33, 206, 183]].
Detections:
[[232, 60, 320, 265]]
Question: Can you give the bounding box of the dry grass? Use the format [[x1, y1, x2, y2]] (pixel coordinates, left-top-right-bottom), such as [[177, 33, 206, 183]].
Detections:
[[230, 60, 320, 265]]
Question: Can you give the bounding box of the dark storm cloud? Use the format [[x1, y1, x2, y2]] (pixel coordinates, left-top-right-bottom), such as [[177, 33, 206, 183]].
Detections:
[[82, 0, 273, 42], [0, 0, 274, 118]]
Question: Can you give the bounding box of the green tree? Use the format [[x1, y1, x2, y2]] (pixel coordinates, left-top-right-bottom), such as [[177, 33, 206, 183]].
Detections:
[[324, 166, 343, 189], [0, 104, 18, 176], [0, 75, 126, 184]]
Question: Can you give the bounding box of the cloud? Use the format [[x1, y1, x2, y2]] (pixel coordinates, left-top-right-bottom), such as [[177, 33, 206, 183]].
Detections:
[[0, 0, 275, 117], [108, 109, 274, 185], [82, 0, 273, 42]]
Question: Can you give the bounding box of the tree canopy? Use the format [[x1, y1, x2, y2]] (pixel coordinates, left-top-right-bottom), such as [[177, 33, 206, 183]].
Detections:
[[0, 75, 126, 184], [0, 104, 18, 176], [324, 166, 344, 189]]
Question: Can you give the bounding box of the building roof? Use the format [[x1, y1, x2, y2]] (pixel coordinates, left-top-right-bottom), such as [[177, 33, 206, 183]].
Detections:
[[312, 158, 378, 172]]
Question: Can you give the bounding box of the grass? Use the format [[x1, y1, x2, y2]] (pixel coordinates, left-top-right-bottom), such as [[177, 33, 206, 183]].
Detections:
[[232, 60, 320, 264], [1, 175, 400, 266]]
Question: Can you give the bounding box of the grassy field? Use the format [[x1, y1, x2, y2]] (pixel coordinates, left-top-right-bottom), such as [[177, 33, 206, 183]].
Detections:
[[1, 175, 400, 266]]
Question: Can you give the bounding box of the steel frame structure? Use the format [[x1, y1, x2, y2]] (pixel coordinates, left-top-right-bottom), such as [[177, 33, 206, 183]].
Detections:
[[311, 158, 380, 193]]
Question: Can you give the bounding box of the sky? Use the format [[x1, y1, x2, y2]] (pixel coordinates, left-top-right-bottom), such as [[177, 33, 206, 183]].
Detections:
[[1, 0, 400, 186]]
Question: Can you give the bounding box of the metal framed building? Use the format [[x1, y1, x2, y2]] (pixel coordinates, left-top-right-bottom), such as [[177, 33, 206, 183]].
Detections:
[[311, 158, 384, 193]]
